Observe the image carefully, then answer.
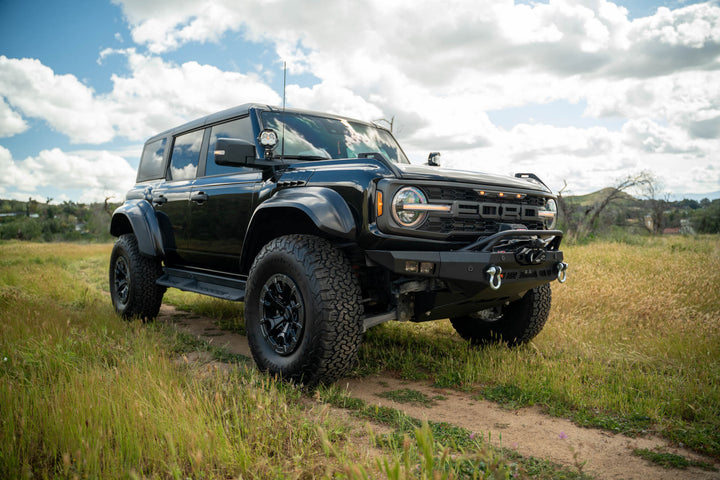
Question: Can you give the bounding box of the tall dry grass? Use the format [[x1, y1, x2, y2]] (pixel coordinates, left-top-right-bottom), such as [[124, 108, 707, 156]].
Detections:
[[0, 243, 363, 478], [357, 236, 720, 458]]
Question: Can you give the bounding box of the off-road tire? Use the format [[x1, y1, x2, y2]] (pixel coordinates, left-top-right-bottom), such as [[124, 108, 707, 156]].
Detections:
[[245, 234, 363, 387], [109, 233, 165, 321], [450, 283, 551, 346]]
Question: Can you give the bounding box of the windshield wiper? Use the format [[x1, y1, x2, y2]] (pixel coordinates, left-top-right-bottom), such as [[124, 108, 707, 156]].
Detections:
[[273, 154, 331, 161]]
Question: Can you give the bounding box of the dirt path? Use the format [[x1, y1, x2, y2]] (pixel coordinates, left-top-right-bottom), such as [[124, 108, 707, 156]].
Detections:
[[158, 305, 720, 480]]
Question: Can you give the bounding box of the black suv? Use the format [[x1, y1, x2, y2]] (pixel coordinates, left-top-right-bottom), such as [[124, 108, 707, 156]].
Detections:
[[109, 103, 567, 385]]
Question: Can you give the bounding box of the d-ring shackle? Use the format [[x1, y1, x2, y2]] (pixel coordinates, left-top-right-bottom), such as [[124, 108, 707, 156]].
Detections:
[[486, 265, 503, 290], [556, 262, 568, 283]]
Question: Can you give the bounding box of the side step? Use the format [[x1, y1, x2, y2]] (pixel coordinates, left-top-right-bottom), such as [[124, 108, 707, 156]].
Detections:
[[157, 267, 246, 301]]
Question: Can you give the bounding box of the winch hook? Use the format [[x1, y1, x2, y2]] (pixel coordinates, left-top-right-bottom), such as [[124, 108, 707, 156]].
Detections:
[[486, 265, 503, 290], [556, 262, 568, 283]]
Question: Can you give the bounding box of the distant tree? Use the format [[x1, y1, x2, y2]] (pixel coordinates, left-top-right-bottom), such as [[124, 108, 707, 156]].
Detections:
[[677, 199, 700, 210], [692, 199, 720, 233]]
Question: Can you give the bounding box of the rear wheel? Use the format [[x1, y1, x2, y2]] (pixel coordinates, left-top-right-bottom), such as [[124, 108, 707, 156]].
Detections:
[[450, 283, 551, 346], [109, 234, 165, 321], [245, 234, 363, 386]]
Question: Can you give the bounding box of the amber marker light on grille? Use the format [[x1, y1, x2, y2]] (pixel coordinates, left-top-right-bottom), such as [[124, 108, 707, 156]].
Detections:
[[376, 191, 383, 216], [498, 192, 505, 197]]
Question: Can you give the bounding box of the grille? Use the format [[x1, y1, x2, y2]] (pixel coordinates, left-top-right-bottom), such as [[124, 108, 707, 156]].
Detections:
[[417, 186, 546, 237]]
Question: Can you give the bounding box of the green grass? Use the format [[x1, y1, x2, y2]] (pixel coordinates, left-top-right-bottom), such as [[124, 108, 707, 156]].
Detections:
[[351, 235, 720, 458], [130, 235, 720, 460], [377, 388, 438, 407], [4, 235, 717, 477], [0, 242, 363, 478], [633, 448, 718, 471], [318, 385, 591, 479], [0, 241, 527, 479]]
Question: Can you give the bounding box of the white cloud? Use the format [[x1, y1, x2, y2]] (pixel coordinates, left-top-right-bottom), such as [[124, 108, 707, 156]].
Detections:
[[287, 83, 384, 122], [104, 48, 281, 139], [0, 51, 281, 144], [0, 98, 28, 137], [0, 146, 137, 202], [0, 56, 115, 143], [3, 0, 720, 198]]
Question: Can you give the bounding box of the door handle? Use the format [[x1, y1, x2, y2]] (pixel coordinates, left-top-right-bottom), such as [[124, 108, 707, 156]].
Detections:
[[152, 194, 167, 205], [191, 192, 208, 204]]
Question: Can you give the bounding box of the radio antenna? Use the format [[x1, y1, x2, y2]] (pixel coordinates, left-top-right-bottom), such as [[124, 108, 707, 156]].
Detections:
[[281, 61, 286, 160]]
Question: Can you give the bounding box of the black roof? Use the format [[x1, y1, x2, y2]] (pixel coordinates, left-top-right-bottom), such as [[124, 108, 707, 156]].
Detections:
[[144, 103, 384, 144]]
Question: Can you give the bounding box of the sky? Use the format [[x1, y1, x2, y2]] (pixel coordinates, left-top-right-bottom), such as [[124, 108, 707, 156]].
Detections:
[[1, 0, 720, 204]]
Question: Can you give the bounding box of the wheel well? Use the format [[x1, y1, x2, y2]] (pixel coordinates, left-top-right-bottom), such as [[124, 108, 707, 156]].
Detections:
[[240, 207, 326, 274], [110, 214, 132, 237]]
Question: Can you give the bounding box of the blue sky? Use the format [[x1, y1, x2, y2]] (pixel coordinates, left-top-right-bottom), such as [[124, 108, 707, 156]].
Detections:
[[1, 0, 719, 203]]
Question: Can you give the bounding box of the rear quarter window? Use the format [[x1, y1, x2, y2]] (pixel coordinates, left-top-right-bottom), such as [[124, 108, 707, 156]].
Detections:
[[137, 138, 167, 182]]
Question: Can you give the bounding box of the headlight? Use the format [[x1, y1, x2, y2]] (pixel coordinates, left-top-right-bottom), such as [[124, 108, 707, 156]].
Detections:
[[391, 187, 428, 228], [539, 198, 558, 229]]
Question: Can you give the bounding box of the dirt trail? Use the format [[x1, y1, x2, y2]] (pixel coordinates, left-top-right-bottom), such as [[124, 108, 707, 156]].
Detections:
[[158, 305, 720, 480]]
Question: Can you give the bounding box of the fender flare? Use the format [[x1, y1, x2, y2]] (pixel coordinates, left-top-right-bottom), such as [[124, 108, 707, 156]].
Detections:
[[250, 187, 357, 240], [110, 199, 165, 258]]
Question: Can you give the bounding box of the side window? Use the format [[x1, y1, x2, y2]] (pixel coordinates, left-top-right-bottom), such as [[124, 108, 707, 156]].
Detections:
[[137, 137, 167, 182], [205, 116, 254, 176], [169, 130, 203, 181]]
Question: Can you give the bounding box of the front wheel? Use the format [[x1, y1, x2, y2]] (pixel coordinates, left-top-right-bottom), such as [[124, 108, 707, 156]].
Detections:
[[450, 283, 551, 346], [109, 234, 165, 321], [244, 235, 363, 386]]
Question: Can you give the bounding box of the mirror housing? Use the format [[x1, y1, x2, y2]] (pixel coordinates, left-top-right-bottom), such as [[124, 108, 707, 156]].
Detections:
[[214, 138, 256, 166]]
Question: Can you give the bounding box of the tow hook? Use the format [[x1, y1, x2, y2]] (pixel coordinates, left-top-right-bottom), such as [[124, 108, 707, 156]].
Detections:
[[486, 265, 503, 290], [556, 262, 568, 283]]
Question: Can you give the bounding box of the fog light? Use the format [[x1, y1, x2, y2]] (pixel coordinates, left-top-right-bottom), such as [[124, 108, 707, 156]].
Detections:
[[404, 261, 419, 273], [419, 262, 435, 274]]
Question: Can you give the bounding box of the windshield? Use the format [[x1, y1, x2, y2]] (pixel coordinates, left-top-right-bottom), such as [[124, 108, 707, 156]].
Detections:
[[261, 111, 410, 164]]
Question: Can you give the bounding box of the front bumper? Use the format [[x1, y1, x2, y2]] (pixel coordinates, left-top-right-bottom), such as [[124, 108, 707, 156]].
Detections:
[[365, 230, 566, 291]]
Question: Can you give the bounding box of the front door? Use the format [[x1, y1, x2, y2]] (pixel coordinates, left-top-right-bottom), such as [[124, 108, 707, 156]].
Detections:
[[185, 116, 260, 272]]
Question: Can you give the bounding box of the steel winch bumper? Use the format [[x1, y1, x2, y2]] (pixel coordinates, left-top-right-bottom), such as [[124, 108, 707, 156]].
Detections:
[[365, 229, 568, 290]]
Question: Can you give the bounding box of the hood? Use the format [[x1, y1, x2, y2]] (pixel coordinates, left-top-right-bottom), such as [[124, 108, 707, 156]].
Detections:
[[394, 164, 550, 193]]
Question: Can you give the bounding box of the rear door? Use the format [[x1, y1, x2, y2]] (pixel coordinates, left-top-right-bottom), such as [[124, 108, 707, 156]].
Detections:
[[152, 128, 204, 266]]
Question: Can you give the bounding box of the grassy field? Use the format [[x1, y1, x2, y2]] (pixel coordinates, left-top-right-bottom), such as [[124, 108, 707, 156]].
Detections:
[[350, 236, 720, 458], [164, 235, 720, 459], [0, 242, 548, 479], [1, 235, 718, 478]]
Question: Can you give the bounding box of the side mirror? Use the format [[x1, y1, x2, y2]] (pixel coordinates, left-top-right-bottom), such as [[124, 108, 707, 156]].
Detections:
[[427, 152, 441, 167], [214, 138, 256, 166]]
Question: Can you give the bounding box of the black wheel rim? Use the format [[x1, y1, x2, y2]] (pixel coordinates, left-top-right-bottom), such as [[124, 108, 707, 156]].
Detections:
[[114, 256, 130, 306], [259, 273, 305, 356]]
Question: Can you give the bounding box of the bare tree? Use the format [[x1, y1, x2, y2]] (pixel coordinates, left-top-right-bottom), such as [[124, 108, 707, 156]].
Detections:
[[556, 179, 578, 235], [640, 174, 669, 234], [562, 171, 654, 240], [104, 196, 115, 215]]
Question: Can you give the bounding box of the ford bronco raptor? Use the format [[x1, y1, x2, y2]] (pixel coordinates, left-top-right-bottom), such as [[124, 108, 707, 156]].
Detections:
[[109, 103, 567, 386]]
